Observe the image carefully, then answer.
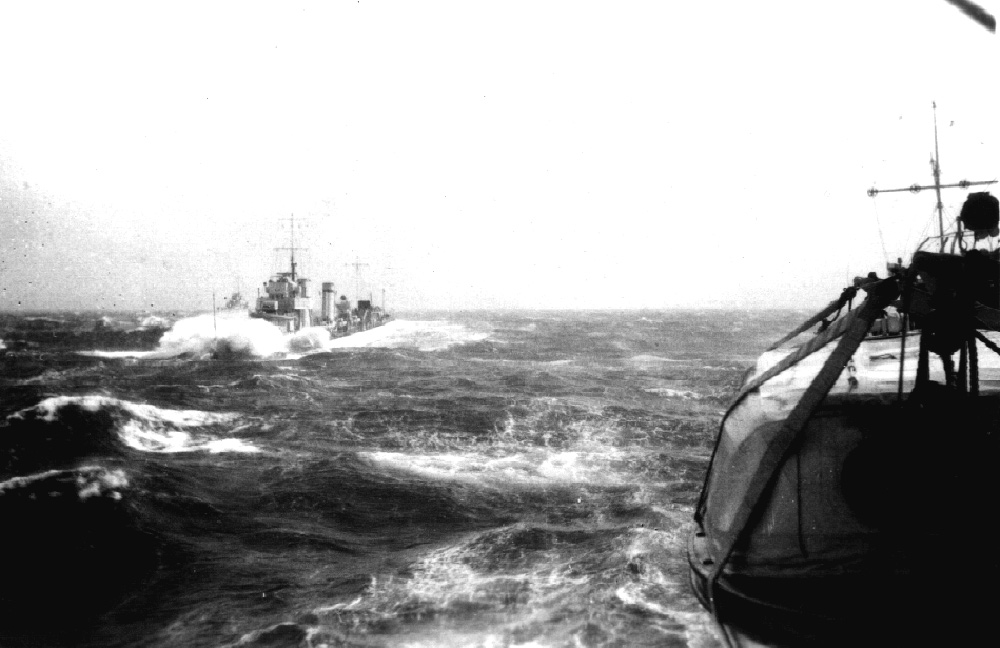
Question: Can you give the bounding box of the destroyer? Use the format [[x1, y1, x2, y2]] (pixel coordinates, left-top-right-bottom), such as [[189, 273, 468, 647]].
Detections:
[[251, 215, 390, 337], [688, 111, 1000, 646]]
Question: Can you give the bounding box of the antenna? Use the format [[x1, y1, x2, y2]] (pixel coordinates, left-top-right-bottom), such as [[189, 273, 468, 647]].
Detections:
[[867, 102, 997, 253], [275, 214, 309, 280], [932, 101, 945, 250], [344, 256, 370, 302]]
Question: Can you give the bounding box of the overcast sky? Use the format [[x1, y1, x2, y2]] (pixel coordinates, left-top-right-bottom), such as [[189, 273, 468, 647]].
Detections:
[[1, 1, 997, 312]]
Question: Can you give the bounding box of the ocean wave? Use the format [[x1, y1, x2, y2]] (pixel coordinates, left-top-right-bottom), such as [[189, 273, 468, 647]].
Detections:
[[0, 465, 129, 501], [13, 394, 238, 427], [629, 354, 684, 364], [307, 523, 710, 647], [287, 326, 332, 352], [0, 465, 159, 631], [361, 448, 631, 488], [3, 396, 256, 476], [78, 349, 158, 359], [643, 387, 703, 399], [154, 314, 289, 358], [98, 317, 487, 360], [312, 525, 593, 643], [119, 420, 259, 454]]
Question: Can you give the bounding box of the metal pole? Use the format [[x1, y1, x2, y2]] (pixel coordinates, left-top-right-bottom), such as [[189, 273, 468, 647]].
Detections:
[[932, 102, 946, 252], [290, 213, 296, 281], [866, 103, 997, 249]]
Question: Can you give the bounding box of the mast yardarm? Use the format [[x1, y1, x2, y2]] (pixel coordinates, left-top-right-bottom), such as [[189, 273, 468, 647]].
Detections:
[[867, 102, 996, 252]]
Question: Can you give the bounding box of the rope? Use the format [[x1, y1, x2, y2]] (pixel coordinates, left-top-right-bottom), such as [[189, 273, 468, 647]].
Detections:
[[970, 331, 980, 396], [897, 313, 908, 401], [974, 330, 1000, 357], [958, 340, 968, 393], [871, 200, 890, 265], [765, 286, 857, 351]]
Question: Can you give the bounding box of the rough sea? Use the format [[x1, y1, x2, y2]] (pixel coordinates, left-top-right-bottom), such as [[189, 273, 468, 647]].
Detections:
[[0, 309, 792, 648]]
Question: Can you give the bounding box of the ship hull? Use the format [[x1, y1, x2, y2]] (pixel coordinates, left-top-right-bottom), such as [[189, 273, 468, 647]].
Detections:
[[689, 531, 995, 647], [250, 311, 392, 338], [689, 389, 1000, 646]]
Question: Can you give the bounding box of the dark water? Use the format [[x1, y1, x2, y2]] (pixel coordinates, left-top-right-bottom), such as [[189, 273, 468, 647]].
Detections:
[[0, 310, 791, 647]]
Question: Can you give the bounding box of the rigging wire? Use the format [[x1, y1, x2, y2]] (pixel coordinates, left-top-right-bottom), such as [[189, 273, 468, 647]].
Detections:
[[911, 204, 938, 253], [871, 200, 890, 265]]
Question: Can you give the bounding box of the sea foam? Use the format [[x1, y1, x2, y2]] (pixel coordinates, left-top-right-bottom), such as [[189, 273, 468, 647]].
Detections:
[[81, 317, 488, 359], [154, 313, 288, 358], [326, 320, 489, 351], [361, 448, 629, 488], [9, 395, 258, 454]]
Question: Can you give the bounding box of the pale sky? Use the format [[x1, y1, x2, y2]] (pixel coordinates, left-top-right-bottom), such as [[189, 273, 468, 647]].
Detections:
[[1, 1, 997, 312]]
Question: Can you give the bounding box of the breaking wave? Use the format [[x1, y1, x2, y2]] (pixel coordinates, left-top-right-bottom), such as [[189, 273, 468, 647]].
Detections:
[[3, 395, 256, 477], [154, 313, 290, 358], [307, 523, 701, 648], [644, 387, 704, 399], [90, 317, 488, 360], [0, 465, 129, 500], [362, 448, 632, 488]]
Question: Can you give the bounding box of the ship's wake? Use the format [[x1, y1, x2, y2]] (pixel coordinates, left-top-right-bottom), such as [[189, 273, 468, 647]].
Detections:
[[326, 320, 489, 351]]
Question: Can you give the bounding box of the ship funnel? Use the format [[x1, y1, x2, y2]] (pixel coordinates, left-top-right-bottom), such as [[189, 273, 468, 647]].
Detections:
[[321, 282, 335, 323]]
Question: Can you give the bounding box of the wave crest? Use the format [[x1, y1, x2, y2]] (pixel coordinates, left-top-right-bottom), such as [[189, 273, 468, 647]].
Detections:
[[3, 396, 256, 476], [0, 465, 159, 631]]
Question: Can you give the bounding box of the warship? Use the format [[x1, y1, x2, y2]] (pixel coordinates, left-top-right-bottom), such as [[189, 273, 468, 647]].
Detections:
[[221, 286, 250, 312], [688, 106, 1000, 646], [250, 216, 390, 337]]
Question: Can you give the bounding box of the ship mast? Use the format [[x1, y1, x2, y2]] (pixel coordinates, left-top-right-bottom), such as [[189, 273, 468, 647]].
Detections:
[[867, 102, 996, 253], [276, 214, 307, 281], [932, 102, 946, 251], [345, 256, 370, 302], [289, 213, 296, 281]]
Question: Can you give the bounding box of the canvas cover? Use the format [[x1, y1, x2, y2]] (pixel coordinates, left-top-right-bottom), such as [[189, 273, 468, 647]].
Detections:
[[696, 283, 902, 578]]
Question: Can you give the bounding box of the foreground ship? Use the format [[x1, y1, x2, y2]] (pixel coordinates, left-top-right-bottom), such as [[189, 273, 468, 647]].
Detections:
[[250, 217, 390, 337], [688, 130, 1000, 644]]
